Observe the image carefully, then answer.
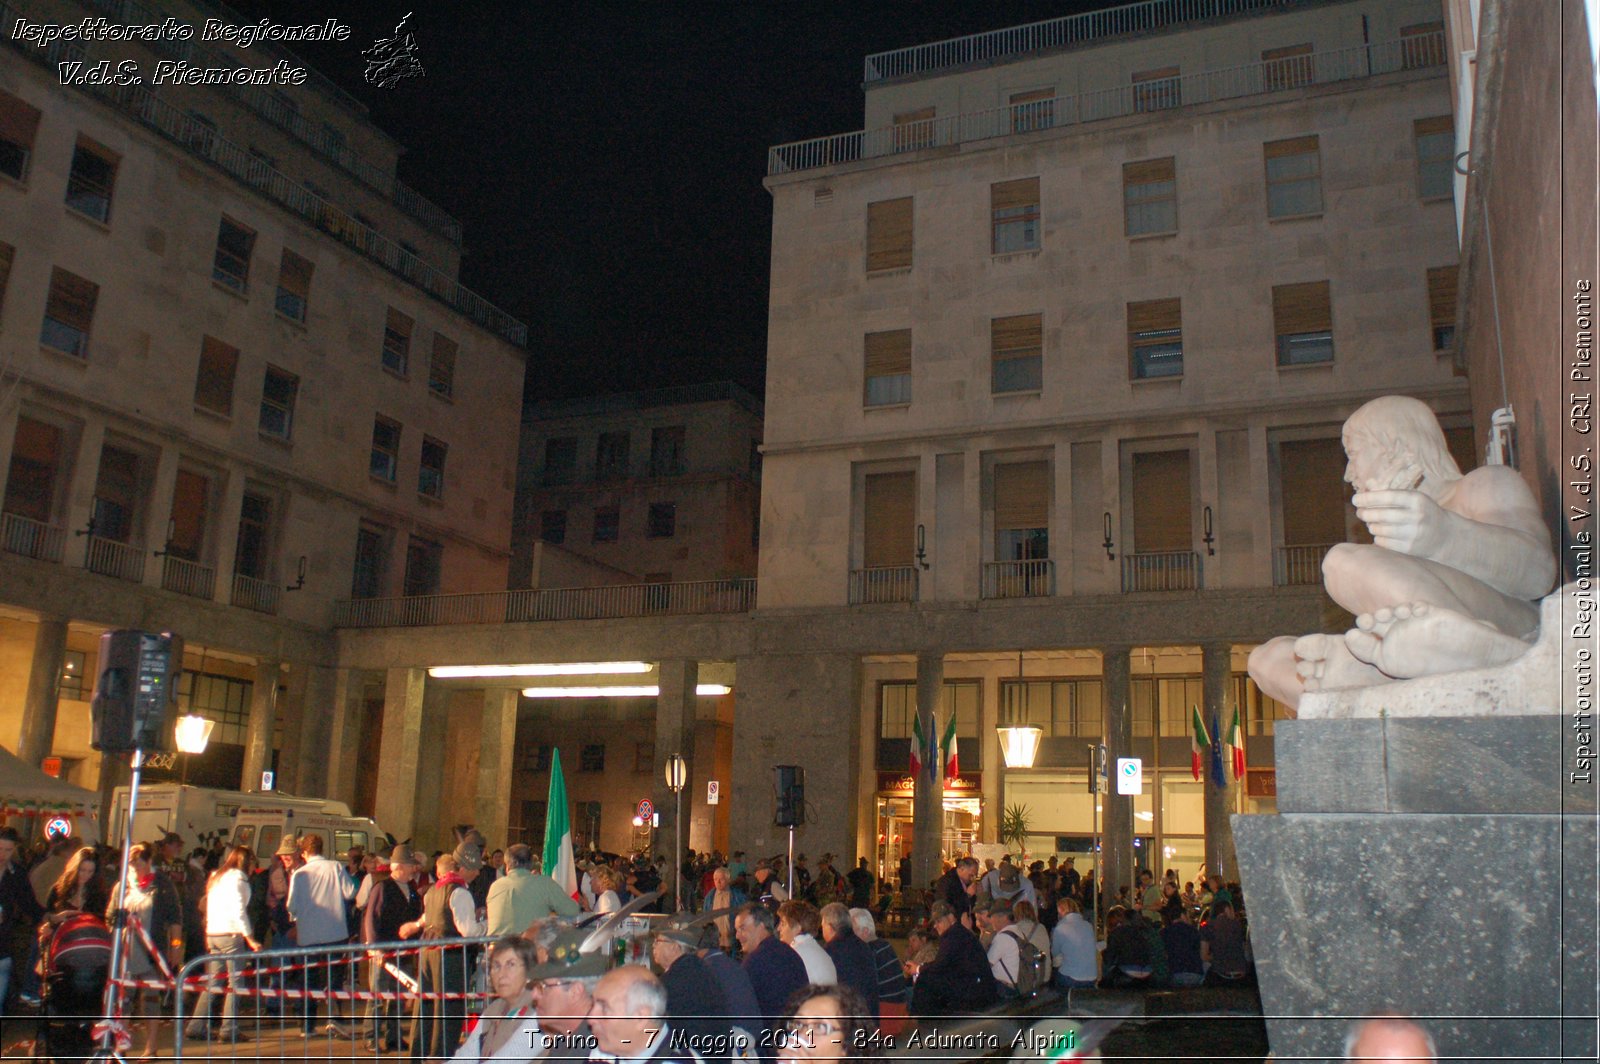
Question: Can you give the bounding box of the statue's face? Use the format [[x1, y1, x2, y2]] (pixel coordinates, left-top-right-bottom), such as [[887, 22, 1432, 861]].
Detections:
[[1342, 430, 1411, 492]]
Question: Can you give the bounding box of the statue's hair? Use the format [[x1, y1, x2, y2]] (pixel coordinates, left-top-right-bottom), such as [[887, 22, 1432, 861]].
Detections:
[[1343, 396, 1462, 485]]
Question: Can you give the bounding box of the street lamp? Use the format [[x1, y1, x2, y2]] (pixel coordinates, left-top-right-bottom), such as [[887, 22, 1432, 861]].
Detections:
[[998, 677, 1042, 769], [173, 714, 214, 786], [664, 753, 687, 910]]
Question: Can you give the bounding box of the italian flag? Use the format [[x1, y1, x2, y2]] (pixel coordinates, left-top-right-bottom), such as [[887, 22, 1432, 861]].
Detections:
[[1227, 707, 1246, 780], [941, 711, 959, 781], [911, 712, 927, 779], [542, 748, 579, 901], [1190, 704, 1212, 782]]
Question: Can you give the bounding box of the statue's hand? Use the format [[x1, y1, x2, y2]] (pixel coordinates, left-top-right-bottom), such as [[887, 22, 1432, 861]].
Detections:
[[1351, 488, 1447, 557]]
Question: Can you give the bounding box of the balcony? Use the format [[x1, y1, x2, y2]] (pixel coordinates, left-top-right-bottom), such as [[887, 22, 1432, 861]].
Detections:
[[849, 566, 920, 605], [160, 555, 215, 600], [773, 32, 1445, 175], [83, 535, 145, 582], [333, 577, 757, 628], [982, 559, 1054, 599], [231, 573, 280, 615], [1121, 550, 1202, 592], [1274, 543, 1334, 586], [1, 512, 65, 563]]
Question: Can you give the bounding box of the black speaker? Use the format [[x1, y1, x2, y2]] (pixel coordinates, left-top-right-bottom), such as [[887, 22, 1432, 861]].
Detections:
[[91, 630, 183, 754], [774, 765, 805, 827]]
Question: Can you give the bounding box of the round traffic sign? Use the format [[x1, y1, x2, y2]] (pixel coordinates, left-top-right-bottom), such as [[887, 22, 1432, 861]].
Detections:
[[636, 798, 654, 820]]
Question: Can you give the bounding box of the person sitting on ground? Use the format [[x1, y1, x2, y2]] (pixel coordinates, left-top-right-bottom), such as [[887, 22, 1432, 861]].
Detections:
[[1050, 897, 1098, 989], [650, 924, 730, 1058], [1098, 906, 1153, 989], [1162, 905, 1205, 988], [1011, 900, 1053, 985], [910, 900, 998, 1017], [735, 902, 809, 1038], [777, 900, 836, 986], [848, 907, 908, 1006], [819, 902, 878, 1019], [1200, 898, 1252, 986]]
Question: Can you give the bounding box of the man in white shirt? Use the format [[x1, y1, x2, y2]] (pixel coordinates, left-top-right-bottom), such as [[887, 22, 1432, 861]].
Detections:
[[286, 834, 356, 1037], [980, 900, 1023, 995], [776, 900, 836, 985], [404, 847, 488, 1058]]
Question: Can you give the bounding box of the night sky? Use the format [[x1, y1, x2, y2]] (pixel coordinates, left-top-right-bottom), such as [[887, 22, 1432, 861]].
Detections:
[[227, 3, 1105, 402]]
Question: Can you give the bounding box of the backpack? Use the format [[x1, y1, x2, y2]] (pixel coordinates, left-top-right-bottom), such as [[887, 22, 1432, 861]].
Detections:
[[1002, 926, 1047, 997]]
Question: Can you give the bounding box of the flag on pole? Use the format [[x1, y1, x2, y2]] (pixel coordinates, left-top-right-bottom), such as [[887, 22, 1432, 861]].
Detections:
[[1209, 710, 1226, 789], [542, 748, 578, 901], [1227, 706, 1246, 780], [1190, 704, 1210, 782], [941, 710, 959, 781], [910, 712, 926, 779]]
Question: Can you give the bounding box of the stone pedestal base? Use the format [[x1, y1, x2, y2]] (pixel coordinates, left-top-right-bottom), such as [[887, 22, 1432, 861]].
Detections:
[[1234, 717, 1597, 1063]]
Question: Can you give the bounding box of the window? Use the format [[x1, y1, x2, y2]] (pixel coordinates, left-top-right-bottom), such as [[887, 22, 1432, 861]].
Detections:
[[1133, 66, 1180, 112], [0, 241, 12, 320], [167, 469, 209, 561], [194, 336, 239, 416], [419, 437, 446, 498], [1264, 136, 1322, 217], [634, 742, 655, 773], [64, 137, 118, 222], [381, 307, 413, 375], [403, 535, 442, 596], [1009, 88, 1055, 133], [1128, 299, 1184, 379], [596, 432, 630, 480], [1131, 450, 1193, 553], [1414, 116, 1455, 200], [4, 416, 62, 525], [179, 671, 252, 746], [524, 745, 551, 772], [539, 510, 567, 544], [991, 313, 1043, 393], [864, 329, 912, 407], [429, 334, 457, 398], [0, 89, 42, 181], [212, 217, 255, 291], [891, 107, 935, 152], [650, 426, 686, 476], [1278, 437, 1348, 549], [91, 446, 141, 542], [543, 437, 577, 485], [234, 492, 272, 579], [647, 502, 676, 539], [275, 249, 312, 322], [58, 650, 87, 700], [370, 417, 401, 482], [1261, 43, 1314, 90], [40, 268, 98, 357], [1123, 157, 1177, 236], [1427, 265, 1459, 351], [863, 471, 914, 568], [1272, 281, 1334, 365], [351, 524, 388, 599], [259, 366, 298, 439], [580, 744, 606, 772], [866, 198, 913, 273], [878, 680, 980, 739], [1401, 21, 1446, 69], [997, 679, 1104, 738], [593, 506, 619, 543], [991, 177, 1040, 253], [994, 461, 1049, 561]]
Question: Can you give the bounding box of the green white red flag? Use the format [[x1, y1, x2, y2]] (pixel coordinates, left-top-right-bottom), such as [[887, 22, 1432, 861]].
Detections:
[[941, 711, 959, 780], [1228, 706, 1246, 780], [1190, 704, 1211, 782], [542, 748, 578, 901]]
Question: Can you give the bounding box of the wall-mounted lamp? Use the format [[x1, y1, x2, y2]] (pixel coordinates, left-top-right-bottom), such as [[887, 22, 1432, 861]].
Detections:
[[1102, 512, 1116, 561], [914, 524, 931, 570], [1202, 506, 1215, 556], [284, 554, 307, 592]]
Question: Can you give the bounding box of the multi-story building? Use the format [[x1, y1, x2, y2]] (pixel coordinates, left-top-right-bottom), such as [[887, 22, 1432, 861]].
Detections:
[[0, 1, 526, 828]]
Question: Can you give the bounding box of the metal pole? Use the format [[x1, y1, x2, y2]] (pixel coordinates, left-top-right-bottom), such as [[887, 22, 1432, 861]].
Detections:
[[674, 785, 684, 911], [97, 747, 144, 1060], [786, 825, 795, 899]]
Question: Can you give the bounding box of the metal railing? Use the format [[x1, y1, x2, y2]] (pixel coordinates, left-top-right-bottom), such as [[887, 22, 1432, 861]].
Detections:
[[232, 572, 281, 614], [849, 565, 919, 604], [162, 555, 216, 599], [84, 534, 146, 582], [1121, 550, 1202, 591], [1, 511, 65, 562], [333, 577, 758, 628], [1274, 542, 1335, 586], [981, 559, 1055, 599], [865, 0, 1290, 81], [775, 33, 1444, 174]]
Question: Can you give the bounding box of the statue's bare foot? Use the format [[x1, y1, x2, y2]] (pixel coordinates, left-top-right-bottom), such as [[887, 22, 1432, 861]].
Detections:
[[1293, 632, 1388, 691], [1345, 602, 1533, 679]]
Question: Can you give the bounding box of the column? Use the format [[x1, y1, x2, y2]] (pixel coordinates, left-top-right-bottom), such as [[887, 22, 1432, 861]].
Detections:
[[324, 669, 364, 806], [273, 664, 309, 793], [290, 665, 339, 797], [63, 418, 106, 545], [17, 618, 68, 766], [1201, 642, 1241, 881], [412, 682, 451, 853], [653, 660, 698, 900], [910, 651, 944, 889], [979, 675, 1000, 844], [141, 445, 181, 588], [374, 667, 425, 844], [240, 659, 281, 791], [476, 689, 520, 850], [211, 468, 246, 605], [0, 401, 21, 507], [1101, 646, 1133, 907]]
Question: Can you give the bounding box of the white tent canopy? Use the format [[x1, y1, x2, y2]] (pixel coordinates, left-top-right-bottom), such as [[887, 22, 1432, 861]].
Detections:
[[0, 744, 101, 842]]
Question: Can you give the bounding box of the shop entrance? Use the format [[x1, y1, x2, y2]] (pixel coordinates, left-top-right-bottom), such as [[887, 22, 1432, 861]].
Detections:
[[874, 783, 983, 888]]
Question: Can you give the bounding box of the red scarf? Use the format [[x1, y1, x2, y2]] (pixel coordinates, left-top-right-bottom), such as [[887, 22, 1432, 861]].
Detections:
[[434, 872, 467, 893], [137, 873, 156, 891]]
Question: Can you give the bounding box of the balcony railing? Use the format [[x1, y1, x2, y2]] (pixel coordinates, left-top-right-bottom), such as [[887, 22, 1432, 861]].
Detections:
[[1275, 543, 1335, 586], [1121, 550, 1202, 592], [161, 555, 215, 600], [864, 0, 1288, 81], [83, 535, 145, 582], [982, 559, 1055, 599], [849, 566, 920, 605], [1, 512, 65, 562], [333, 578, 758, 628], [774, 33, 1445, 175], [232, 573, 280, 615]]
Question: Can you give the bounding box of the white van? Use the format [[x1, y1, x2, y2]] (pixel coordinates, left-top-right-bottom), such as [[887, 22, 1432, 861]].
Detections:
[[109, 785, 384, 861], [108, 783, 249, 847], [231, 804, 387, 866]]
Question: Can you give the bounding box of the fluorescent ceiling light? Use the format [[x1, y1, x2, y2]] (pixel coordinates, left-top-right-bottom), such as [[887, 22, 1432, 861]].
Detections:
[[430, 661, 651, 678], [520, 683, 733, 699]]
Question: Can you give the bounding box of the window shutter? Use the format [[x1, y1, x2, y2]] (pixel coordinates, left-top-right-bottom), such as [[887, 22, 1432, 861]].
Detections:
[[1131, 450, 1192, 551], [1427, 265, 1458, 329], [1123, 157, 1175, 187], [994, 461, 1048, 530], [867, 198, 913, 272], [863, 472, 915, 567], [386, 306, 413, 340], [1279, 438, 1347, 545], [48, 269, 98, 329], [991, 177, 1039, 212], [1414, 115, 1453, 138], [1264, 135, 1319, 160], [196, 336, 239, 415], [0, 91, 41, 147], [278, 249, 313, 297], [1127, 298, 1181, 336], [0, 242, 13, 303], [864, 330, 911, 377], [992, 313, 1042, 355], [1272, 281, 1331, 335]]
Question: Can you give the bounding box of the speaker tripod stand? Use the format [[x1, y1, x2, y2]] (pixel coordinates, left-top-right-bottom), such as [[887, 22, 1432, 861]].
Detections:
[[93, 746, 146, 1062]]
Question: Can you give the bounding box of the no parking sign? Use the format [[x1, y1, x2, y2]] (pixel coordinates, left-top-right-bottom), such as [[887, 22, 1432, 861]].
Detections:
[[1116, 757, 1143, 795]]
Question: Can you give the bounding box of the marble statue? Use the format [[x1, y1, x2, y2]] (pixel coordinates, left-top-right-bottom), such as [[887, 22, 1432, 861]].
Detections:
[[1248, 395, 1557, 711]]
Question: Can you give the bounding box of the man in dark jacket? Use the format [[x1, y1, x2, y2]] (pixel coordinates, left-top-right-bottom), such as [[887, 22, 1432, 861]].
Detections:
[[362, 845, 423, 1050], [934, 857, 978, 929], [652, 926, 731, 1060], [820, 903, 879, 1019], [910, 901, 997, 1018], [734, 903, 807, 1035], [0, 827, 45, 1011]]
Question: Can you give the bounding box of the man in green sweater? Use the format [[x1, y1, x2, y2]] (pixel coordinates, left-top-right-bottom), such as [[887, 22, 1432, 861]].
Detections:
[[486, 844, 580, 936]]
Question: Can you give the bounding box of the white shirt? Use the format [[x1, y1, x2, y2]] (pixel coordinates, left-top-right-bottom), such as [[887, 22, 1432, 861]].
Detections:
[[987, 924, 1022, 986], [203, 867, 252, 937], [1051, 912, 1098, 982], [789, 933, 837, 985], [356, 872, 376, 910], [287, 855, 355, 946], [595, 890, 620, 915], [449, 885, 486, 936]]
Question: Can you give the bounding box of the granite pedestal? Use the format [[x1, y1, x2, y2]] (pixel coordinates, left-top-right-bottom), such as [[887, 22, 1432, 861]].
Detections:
[[1233, 716, 1597, 1063]]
